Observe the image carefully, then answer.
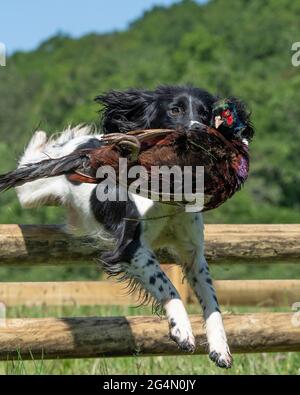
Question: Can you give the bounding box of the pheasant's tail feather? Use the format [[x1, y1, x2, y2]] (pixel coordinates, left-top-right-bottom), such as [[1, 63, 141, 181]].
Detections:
[[0, 151, 91, 193]]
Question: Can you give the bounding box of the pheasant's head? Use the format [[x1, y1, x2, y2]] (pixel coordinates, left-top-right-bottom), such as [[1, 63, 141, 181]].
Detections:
[[212, 98, 254, 144]]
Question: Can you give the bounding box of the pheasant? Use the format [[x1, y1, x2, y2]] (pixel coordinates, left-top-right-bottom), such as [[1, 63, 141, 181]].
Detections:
[[0, 98, 254, 212]]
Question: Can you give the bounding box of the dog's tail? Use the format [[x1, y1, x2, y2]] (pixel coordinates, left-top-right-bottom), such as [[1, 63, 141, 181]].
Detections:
[[0, 151, 93, 193]]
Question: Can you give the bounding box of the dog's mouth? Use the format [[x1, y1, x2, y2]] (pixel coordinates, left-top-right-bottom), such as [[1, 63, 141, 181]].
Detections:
[[187, 122, 207, 133]]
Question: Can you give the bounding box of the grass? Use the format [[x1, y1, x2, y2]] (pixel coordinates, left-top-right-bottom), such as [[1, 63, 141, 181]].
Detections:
[[0, 304, 299, 375], [0, 262, 300, 282]]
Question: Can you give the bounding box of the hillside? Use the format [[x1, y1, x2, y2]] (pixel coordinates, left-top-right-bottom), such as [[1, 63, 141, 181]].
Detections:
[[0, 0, 299, 224]]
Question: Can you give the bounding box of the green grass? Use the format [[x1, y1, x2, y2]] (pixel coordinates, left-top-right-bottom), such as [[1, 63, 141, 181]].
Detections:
[[0, 262, 299, 282], [0, 304, 299, 375]]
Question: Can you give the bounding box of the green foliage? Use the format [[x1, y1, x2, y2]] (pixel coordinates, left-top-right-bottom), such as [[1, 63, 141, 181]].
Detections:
[[0, 0, 299, 224]]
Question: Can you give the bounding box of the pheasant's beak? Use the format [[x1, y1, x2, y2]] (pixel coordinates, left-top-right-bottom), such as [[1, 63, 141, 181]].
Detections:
[[215, 116, 224, 129]]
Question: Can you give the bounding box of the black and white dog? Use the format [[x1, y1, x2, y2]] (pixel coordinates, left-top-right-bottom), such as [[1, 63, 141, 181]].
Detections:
[[16, 86, 233, 368]]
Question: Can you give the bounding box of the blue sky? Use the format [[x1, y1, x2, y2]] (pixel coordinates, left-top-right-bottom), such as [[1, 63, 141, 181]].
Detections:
[[0, 0, 203, 54]]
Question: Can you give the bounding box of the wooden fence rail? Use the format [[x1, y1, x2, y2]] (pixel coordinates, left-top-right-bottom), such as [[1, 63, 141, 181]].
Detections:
[[0, 224, 300, 265], [0, 313, 299, 360], [0, 279, 299, 307], [0, 224, 299, 360]]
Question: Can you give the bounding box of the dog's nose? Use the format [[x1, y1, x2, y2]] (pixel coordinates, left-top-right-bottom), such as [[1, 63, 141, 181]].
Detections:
[[189, 121, 204, 131]]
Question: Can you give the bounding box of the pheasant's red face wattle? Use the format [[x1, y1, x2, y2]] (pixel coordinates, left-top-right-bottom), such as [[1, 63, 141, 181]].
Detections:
[[222, 109, 234, 126]]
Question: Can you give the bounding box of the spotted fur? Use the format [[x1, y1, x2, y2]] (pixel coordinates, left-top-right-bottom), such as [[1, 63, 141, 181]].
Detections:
[[13, 85, 238, 368]]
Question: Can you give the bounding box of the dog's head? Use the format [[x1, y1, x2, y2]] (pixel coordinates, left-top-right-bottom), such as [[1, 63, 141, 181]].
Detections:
[[96, 85, 216, 134]]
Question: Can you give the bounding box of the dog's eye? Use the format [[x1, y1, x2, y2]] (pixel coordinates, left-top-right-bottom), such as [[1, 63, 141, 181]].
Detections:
[[169, 106, 183, 116]]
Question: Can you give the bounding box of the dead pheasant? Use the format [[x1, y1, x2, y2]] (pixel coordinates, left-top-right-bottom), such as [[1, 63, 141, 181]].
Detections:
[[0, 98, 254, 211]]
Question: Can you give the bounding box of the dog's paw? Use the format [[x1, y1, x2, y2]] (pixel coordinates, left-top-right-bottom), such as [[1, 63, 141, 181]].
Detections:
[[169, 318, 196, 353], [209, 344, 233, 369]]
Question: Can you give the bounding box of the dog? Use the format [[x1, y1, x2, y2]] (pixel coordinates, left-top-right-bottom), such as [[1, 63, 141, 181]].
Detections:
[[16, 86, 233, 368]]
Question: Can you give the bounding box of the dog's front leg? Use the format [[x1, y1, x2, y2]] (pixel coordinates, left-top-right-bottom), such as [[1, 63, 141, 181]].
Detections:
[[124, 245, 195, 353], [172, 212, 232, 368], [185, 255, 232, 368]]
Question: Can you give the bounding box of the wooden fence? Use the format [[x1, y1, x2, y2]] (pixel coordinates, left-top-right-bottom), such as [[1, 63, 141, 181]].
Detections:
[[0, 313, 299, 360], [0, 224, 299, 359], [1, 224, 300, 265]]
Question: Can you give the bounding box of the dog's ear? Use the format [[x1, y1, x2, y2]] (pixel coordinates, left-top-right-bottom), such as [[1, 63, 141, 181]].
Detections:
[[95, 89, 158, 134]]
